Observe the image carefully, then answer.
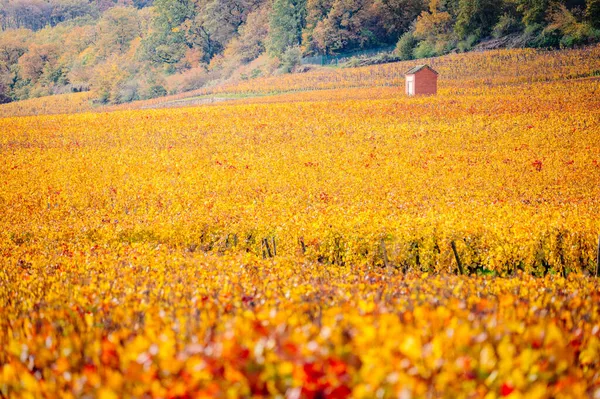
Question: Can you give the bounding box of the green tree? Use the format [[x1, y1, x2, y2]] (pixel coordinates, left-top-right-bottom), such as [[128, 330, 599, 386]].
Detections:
[[454, 0, 503, 39], [268, 0, 307, 55], [379, 0, 427, 35], [517, 0, 549, 27], [140, 0, 196, 64], [395, 31, 416, 59]]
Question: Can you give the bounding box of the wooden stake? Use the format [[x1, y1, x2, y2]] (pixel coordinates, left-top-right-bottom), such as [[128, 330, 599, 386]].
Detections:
[[264, 238, 273, 258], [271, 237, 277, 257], [299, 238, 306, 254], [380, 239, 390, 269], [451, 241, 465, 276]]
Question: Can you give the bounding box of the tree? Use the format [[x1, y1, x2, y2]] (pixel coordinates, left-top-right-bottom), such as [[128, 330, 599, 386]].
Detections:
[[414, 0, 454, 42], [454, 0, 503, 39], [132, 0, 154, 7], [49, 0, 96, 26], [229, 4, 270, 62], [378, 0, 427, 35], [517, 0, 550, 28], [0, 28, 31, 69], [140, 0, 196, 64], [268, 0, 307, 55], [0, 0, 100, 31], [587, 0, 600, 28], [17, 43, 59, 81], [0, 29, 31, 102], [200, 0, 264, 50], [395, 31, 416, 59], [96, 7, 141, 55], [181, 11, 223, 63], [310, 0, 377, 54]]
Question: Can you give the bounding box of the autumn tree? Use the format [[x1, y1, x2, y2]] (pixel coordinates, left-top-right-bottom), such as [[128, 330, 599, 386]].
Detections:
[[414, 0, 454, 42], [96, 7, 142, 55], [310, 0, 378, 54], [0, 28, 31, 101], [48, 0, 96, 26], [229, 4, 270, 62], [17, 43, 59, 81], [200, 0, 264, 52]]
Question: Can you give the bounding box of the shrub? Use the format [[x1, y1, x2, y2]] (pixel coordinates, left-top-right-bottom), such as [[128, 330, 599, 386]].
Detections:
[[457, 34, 478, 52], [250, 68, 263, 79], [532, 27, 562, 48], [396, 32, 417, 60], [144, 84, 167, 99], [413, 41, 437, 59], [116, 80, 140, 103], [547, 5, 598, 48], [280, 45, 302, 73], [492, 13, 523, 38]]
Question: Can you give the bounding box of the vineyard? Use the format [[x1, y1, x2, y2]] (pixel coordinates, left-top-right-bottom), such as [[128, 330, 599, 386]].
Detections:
[[1, 47, 600, 397]]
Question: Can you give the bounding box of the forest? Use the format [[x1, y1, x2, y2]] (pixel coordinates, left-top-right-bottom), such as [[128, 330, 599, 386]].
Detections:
[[0, 0, 599, 104]]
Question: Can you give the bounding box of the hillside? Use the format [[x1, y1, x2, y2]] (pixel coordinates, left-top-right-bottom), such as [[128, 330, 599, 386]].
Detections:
[[0, 0, 599, 108], [1, 44, 599, 118]]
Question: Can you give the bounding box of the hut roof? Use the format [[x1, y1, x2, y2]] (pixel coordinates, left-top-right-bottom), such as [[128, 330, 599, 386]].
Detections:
[[405, 65, 438, 75]]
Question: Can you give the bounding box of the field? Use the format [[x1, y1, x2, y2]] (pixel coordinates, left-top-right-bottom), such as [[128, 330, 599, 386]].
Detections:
[[1, 47, 600, 398]]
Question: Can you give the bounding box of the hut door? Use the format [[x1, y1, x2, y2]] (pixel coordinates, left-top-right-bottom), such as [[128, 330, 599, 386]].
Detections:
[[407, 81, 414, 95]]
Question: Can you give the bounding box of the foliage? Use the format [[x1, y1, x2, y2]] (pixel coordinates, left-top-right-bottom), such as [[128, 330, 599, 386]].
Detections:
[[1, 45, 600, 397], [280, 45, 303, 72], [268, 0, 307, 56], [547, 4, 599, 47], [457, 33, 478, 51], [588, 0, 600, 29], [2, 46, 600, 269], [413, 40, 438, 57], [395, 31, 417, 59], [454, 0, 503, 39], [228, 5, 271, 63], [492, 13, 524, 38], [1, 254, 600, 397], [1, 0, 600, 107], [517, 0, 550, 28], [379, 0, 428, 35]]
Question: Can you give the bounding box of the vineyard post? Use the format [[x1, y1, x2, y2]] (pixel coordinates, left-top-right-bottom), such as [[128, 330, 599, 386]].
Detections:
[[451, 241, 465, 276], [380, 239, 390, 269], [299, 238, 306, 254], [263, 238, 273, 258]]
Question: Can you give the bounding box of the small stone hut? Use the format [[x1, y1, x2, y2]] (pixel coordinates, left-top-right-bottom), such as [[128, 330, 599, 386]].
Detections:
[[405, 65, 438, 96]]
